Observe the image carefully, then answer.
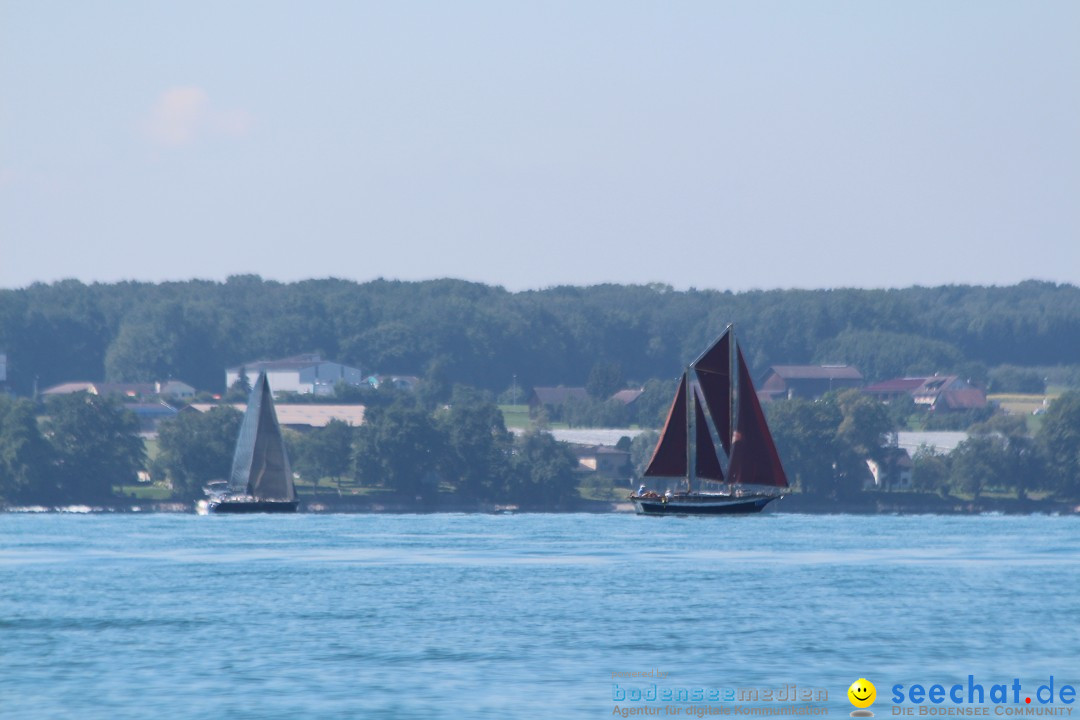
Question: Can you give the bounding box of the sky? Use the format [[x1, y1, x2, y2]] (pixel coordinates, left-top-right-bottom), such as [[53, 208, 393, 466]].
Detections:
[[1, 1, 1078, 292]]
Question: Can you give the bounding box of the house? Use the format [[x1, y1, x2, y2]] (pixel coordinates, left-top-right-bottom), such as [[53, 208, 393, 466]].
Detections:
[[127, 402, 180, 434], [757, 365, 864, 401], [860, 377, 927, 403], [185, 403, 366, 431], [863, 375, 987, 412], [40, 381, 186, 401], [865, 447, 914, 491], [155, 380, 195, 401], [226, 354, 365, 397], [611, 388, 645, 406], [41, 382, 98, 397], [528, 386, 588, 417], [934, 389, 988, 412], [571, 444, 632, 476], [33, 391, 178, 433]]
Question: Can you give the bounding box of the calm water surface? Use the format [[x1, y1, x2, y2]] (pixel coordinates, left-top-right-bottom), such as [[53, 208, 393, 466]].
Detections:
[[1, 513, 1077, 719]]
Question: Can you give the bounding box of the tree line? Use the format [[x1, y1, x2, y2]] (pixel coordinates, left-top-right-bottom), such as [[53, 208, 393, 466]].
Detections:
[[4, 386, 1080, 507], [0, 393, 144, 504], [761, 389, 1080, 501], [3, 278, 1080, 398], [0, 386, 582, 509]]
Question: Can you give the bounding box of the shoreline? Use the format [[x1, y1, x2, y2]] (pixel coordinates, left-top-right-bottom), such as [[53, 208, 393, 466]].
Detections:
[[3, 493, 1077, 516]]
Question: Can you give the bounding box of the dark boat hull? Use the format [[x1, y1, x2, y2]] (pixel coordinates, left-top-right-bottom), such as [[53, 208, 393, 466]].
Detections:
[[208, 500, 299, 514], [631, 493, 780, 515]]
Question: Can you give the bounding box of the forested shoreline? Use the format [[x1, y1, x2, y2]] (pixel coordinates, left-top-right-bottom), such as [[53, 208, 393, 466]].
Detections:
[[2, 277, 1080, 396], [3, 277, 1080, 511]]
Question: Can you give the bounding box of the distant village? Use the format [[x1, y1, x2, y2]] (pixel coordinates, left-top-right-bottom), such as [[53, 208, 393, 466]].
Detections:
[[5, 347, 1017, 497]]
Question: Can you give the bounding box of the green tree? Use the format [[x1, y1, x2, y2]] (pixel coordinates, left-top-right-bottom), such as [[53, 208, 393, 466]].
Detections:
[[507, 430, 580, 509], [225, 367, 252, 402], [814, 330, 964, 382], [104, 301, 226, 390], [947, 416, 1042, 499], [836, 389, 894, 462], [562, 395, 629, 428], [885, 394, 917, 430], [438, 386, 512, 501], [949, 435, 1006, 500], [418, 357, 452, 409], [43, 393, 145, 502], [988, 365, 1046, 394], [156, 406, 243, 499], [1001, 434, 1042, 500], [586, 361, 624, 399], [289, 419, 356, 492], [631, 378, 680, 429], [332, 380, 371, 404], [629, 430, 659, 479], [911, 446, 951, 495], [0, 396, 54, 503], [1038, 391, 1080, 498], [353, 400, 445, 497], [767, 397, 846, 496]]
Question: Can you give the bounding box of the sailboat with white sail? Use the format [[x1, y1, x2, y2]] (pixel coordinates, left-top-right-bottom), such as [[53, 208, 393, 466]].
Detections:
[[629, 326, 788, 515], [205, 372, 299, 514]]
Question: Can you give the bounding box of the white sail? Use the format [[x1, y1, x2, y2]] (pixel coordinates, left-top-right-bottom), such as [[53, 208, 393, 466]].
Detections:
[[228, 372, 295, 502]]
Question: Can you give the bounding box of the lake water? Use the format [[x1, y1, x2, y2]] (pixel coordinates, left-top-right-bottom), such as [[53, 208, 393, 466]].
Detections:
[[1, 513, 1078, 719]]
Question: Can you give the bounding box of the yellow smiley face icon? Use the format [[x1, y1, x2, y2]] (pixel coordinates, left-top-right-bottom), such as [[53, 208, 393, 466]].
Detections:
[[848, 679, 876, 708]]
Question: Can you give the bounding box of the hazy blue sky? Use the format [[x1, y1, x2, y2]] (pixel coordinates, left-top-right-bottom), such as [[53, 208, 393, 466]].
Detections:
[[2, 1, 1077, 292]]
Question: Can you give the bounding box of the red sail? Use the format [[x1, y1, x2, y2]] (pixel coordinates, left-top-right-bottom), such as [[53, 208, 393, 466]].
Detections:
[[692, 329, 732, 454], [694, 388, 725, 481], [728, 345, 789, 488], [643, 373, 688, 478]]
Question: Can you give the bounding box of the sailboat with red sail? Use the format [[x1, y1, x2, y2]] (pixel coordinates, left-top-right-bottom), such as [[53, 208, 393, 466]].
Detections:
[[630, 326, 788, 515]]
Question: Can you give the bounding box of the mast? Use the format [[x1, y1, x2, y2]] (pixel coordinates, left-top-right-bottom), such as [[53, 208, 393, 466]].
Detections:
[[729, 323, 736, 477], [685, 365, 693, 493]]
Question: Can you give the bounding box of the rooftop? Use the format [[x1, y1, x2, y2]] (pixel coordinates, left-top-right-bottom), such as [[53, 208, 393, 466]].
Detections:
[[227, 354, 328, 373], [863, 377, 932, 394], [187, 403, 366, 428], [766, 365, 864, 381], [611, 388, 645, 404]]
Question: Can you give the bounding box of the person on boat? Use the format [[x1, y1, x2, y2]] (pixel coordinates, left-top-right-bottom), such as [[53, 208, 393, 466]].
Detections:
[[637, 484, 647, 497]]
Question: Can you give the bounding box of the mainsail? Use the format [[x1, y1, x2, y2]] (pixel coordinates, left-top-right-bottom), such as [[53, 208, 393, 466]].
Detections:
[[691, 330, 732, 454], [642, 326, 788, 490], [228, 372, 296, 501], [693, 388, 725, 481]]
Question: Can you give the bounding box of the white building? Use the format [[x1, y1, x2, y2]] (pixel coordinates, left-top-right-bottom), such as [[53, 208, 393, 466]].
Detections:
[[226, 354, 364, 397], [155, 380, 195, 400]]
